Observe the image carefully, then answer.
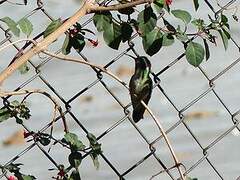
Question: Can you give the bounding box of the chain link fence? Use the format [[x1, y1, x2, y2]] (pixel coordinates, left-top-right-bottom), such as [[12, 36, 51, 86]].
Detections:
[[0, 0, 240, 179]]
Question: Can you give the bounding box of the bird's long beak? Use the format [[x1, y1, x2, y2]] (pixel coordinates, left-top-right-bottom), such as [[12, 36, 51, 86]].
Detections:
[[125, 53, 137, 61]]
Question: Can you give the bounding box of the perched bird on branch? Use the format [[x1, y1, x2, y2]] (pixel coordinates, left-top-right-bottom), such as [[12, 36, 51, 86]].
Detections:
[[129, 56, 153, 123]]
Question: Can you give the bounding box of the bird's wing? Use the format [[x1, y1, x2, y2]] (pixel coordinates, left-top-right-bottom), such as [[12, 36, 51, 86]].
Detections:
[[129, 76, 152, 108]]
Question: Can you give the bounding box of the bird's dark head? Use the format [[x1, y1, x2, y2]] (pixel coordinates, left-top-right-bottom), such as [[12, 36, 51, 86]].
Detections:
[[135, 56, 151, 71]]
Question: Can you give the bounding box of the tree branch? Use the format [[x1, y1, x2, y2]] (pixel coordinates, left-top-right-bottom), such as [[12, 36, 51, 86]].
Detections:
[[0, 0, 152, 85]]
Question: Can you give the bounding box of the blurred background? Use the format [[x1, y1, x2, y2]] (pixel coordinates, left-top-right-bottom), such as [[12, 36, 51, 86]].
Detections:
[[0, 0, 240, 179]]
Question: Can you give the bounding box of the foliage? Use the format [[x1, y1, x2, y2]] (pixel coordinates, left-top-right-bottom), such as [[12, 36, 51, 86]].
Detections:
[[0, 0, 239, 179], [0, 100, 31, 124], [0, 17, 33, 37]]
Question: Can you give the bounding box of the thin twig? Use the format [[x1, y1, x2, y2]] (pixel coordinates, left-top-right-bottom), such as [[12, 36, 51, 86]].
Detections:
[[0, 89, 68, 133], [0, 39, 36, 53]]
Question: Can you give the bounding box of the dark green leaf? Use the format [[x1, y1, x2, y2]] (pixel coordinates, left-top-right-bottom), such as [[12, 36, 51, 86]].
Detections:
[[163, 18, 176, 33], [103, 22, 122, 50], [18, 18, 33, 37], [0, 17, 20, 36], [68, 152, 82, 168], [186, 177, 198, 180], [203, 39, 210, 61], [218, 29, 228, 50], [87, 133, 97, 144], [121, 22, 133, 42], [154, 0, 164, 8], [185, 41, 205, 67], [232, 14, 238, 22], [72, 34, 85, 52], [93, 12, 112, 32], [18, 62, 29, 74], [171, 9, 192, 24], [39, 137, 51, 146], [62, 34, 72, 55], [0, 107, 11, 123], [87, 134, 101, 153], [221, 14, 228, 24], [118, 4, 134, 15], [5, 163, 22, 172], [142, 28, 162, 56], [16, 117, 23, 124], [87, 133, 101, 169], [162, 33, 174, 46], [193, 0, 199, 11], [17, 102, 31, 120], [137, 6, 157, 35], [44, 19, 62, 38]]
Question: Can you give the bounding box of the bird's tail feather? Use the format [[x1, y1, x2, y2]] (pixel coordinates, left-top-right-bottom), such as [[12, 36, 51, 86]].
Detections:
[[132, 109, 144, 123]]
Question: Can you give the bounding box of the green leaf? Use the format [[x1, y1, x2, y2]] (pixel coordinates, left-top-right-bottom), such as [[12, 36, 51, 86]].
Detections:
[[103, 22, 122, 50], [218, 29, 228, 50], [93, 11, 112, 32], [87, 133, 97, 144], [62, 34, 72, 55], [137, 6, 157, 35], [121, 22, 133, 43], [193, 0, 199, 11], [68, 152, 82, 168], [22, 175, 36, 180], [64, 132, 86, 151], [191, 19, 205, 30], [90, 153, 100, 170], [162, 33, 174, 46], [176, 26, 188, 42], [18, 62, 30, 74], [0, 107, 11, 123], [185, 41, 205, 67], [44, 19, 62, 38], [222, 26, 231, 39], [0, 17, 20, 37], [72, 34, 85, 53], [203, 39, 210, 61], [221, 14, 228, 25], [18, 18, 33, 37], [142, 28, 162, 56], [87, 133, 102, 169], [171, 9, 192, 24]]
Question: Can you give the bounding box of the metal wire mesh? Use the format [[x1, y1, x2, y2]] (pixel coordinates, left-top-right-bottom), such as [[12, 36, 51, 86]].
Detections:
[[0, 0, 240, 179]]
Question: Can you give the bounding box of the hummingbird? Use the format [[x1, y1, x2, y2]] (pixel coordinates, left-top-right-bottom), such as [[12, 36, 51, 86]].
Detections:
[[129, 56, 153, 123]]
